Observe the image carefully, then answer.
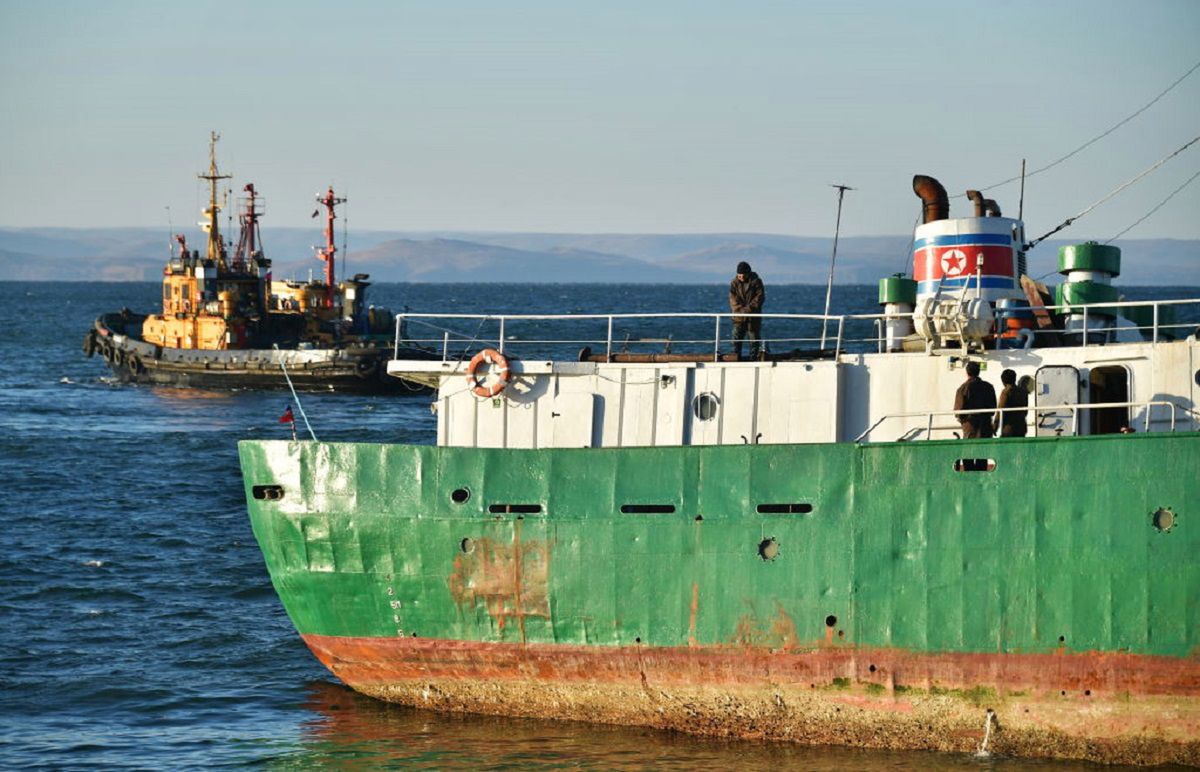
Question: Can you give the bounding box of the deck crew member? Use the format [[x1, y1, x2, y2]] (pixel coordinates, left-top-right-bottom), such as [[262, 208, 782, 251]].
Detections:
[[729, 261, 765, 361], [954, 361, 996, 439], [994, 368, 1028, 437]]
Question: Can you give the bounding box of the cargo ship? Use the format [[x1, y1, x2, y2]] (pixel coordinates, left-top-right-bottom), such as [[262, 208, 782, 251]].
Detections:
[[238, 174, 1199, 764], [84, 134, 432, 393]]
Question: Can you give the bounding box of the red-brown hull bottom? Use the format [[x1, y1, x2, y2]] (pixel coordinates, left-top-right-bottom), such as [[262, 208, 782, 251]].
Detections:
[[303, 634, 1200, 766]]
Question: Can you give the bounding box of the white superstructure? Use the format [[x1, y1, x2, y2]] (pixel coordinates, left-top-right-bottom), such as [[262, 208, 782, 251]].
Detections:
[[388, 302, 1198, 449]]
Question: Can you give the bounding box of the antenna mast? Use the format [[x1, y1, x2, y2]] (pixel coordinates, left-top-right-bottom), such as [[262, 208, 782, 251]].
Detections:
[[316, 186, 346, 307], [198, 131, 232, 269], [820, 183, 855, 350]]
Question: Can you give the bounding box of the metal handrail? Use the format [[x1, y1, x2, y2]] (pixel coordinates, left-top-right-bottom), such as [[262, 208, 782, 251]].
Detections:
[[854, 399, 1193, 443], [393, 298, 1199, 361]]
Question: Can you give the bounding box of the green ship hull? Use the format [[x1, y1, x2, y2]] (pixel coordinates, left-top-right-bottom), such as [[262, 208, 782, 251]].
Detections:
[[239, 432, 1200, 765]]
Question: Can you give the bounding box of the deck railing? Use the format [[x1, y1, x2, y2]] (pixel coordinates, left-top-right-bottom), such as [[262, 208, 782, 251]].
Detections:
[[853, 400, 1194, 443], [392, 298, 1198, 362], [394, 311, 857, 362]]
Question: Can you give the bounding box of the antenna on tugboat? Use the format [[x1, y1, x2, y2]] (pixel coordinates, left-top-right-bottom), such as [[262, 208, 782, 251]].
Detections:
[[342, 193, 349, 281], [165, 206, 174, 256], [198, 131, 232, 270], [315, 186, 347, 307], [820, 183, 855, 350]]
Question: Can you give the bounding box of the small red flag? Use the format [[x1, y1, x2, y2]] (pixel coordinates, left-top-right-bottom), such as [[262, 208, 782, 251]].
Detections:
[[279, 406, 294, 424]]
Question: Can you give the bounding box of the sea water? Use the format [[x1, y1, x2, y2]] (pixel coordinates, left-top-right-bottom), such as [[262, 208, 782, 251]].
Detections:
[[3, 280, 1189, 769]]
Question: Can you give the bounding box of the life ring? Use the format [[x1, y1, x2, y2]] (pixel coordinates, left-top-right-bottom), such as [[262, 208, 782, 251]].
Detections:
[[465, 348, 510, 398]]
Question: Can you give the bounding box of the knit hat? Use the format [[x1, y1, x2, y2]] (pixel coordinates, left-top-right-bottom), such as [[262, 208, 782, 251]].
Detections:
[[736, 261, 751, 274]]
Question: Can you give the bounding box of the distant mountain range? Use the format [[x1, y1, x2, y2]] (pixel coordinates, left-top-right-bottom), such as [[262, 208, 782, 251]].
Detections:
[[0, 227, 1195, 285]]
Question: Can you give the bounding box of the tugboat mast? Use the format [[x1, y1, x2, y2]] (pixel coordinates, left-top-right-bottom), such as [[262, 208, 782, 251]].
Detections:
[[199, 131, 232, 269], [233, 183, 264, 272], [316, 186, 346, 307]]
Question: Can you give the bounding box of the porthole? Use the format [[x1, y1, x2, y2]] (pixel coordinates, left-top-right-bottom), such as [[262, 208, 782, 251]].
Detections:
[[450, 488, 470, 504], [692, 392, 719, 421], [758, 537, 780, 561], [1152, 507, 1176, 533]]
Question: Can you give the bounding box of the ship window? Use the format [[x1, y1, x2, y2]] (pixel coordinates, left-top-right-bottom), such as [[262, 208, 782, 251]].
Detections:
[[620, 504, 676, 514], [692, 393, 719, 421], [251, 485, 285, 501], [487, 504, 542, 514], [450, 488, 470, 504], [953, 458, 995, 472], [758, 538, 780, 561], [757, 503, 813, 514]]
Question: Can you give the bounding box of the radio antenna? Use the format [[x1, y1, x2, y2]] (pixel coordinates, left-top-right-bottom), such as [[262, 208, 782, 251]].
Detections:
[[820, 183, 855, 350]]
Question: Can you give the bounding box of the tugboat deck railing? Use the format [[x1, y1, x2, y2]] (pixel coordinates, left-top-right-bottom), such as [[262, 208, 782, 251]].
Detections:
[[393, 298, 1198, 361], [854, 400, 1196, 443]]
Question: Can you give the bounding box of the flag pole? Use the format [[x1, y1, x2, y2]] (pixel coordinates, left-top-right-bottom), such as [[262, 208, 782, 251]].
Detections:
[[820, 183, 854, 350]]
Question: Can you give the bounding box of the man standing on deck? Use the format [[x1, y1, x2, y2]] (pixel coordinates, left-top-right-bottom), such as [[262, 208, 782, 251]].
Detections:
[[954, 361, 996, 438], [729, 261, 765, 360], [994, 368, 1029, 437]]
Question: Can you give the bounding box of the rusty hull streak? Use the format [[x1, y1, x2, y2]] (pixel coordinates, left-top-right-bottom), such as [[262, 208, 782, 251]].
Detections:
[[301, 634, 1200, 766], [730, 603, 800, 650], [447, 524, 550, 640], [687, 583, 699, 648]]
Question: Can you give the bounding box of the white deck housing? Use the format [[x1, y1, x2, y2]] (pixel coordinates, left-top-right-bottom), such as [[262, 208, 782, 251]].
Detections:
[[388, 300, 1200, 449]]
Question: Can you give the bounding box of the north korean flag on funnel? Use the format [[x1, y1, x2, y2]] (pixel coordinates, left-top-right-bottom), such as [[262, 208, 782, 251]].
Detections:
[[913, 234, 1013, 283]]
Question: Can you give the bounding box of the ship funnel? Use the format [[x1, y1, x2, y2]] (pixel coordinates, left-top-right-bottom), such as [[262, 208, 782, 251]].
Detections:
[[966, 190, 986, 217], [965, 189, 1003, 218], [913, 175, 949, 224]]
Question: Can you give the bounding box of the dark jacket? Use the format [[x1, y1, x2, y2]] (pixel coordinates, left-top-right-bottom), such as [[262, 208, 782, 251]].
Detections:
[[729, 273, 765, 323], [955, 376, 997, 433], [996, 384, 1029, 437]]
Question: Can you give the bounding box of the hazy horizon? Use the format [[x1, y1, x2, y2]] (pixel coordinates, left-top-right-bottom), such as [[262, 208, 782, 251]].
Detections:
[[2, 1, 1198, 242]]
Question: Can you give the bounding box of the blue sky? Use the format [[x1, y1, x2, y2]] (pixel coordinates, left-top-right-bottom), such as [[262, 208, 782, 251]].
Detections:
[[1, 0, 1197, 241]]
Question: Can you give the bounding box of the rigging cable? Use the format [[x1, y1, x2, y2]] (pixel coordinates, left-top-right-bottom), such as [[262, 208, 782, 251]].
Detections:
[[273, 344, 318, 441], [1106, 169, 1200, 243], [1023, 132, 1200, 251], [959, 58, 1200, 196]]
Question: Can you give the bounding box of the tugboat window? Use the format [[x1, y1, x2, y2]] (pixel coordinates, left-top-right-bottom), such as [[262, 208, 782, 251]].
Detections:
[[692, 393, 719, 421]]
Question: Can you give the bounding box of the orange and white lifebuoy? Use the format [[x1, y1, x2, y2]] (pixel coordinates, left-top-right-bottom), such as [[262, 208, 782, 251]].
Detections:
[[465, 348, 510, 398]]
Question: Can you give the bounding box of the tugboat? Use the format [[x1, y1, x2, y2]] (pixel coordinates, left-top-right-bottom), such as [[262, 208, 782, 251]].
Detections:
[[239, 172, 1199, 765], [84, 134, 431, 393]]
